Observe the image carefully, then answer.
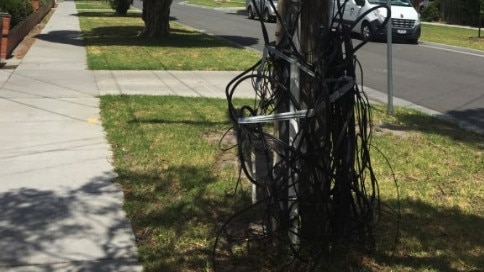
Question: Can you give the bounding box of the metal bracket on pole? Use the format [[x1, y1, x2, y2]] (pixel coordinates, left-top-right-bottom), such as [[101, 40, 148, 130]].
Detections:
[[288, 54, 300, 248], [237, 75, 354, 124]]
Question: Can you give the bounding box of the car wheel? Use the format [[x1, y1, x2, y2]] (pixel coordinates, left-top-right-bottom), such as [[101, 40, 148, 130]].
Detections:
[[361, 22, 373, 42], [263, 9, 270, 22], [247, 6, 255, 19]]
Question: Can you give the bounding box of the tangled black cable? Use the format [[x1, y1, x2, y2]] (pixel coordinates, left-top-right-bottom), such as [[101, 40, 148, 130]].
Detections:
[[213, 1, 399, 271]]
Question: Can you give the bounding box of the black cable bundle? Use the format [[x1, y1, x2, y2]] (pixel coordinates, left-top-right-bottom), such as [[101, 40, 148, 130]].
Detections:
[[214, 1, 398, 270]]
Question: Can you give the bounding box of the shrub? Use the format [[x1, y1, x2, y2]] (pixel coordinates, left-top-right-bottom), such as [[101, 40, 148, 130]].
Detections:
[[421, 2, 441, 22], [0, 0, 34, 28], [440, 0, 481, 26], [108, 0, 133, 16]]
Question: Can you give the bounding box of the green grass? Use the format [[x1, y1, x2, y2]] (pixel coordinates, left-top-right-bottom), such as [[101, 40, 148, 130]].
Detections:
[[421, 24, 484, 51], [367, 107, 484, 271], [100, 96, 484, 271], [100, 96, 251, 271], [75, 1, 260, 70], [75, 0, 113, 10], [186, 0, 245, 8]]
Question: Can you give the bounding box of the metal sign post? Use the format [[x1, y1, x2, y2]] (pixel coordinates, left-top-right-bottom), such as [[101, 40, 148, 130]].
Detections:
[[386, 0, 394, 114]]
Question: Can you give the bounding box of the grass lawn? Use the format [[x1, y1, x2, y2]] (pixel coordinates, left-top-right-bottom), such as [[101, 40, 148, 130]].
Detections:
[[75, 1, 260, 70], [75, 0, 117, 10], [186, 0, 246, 8], [100, 96, 484, 271], [421, 24, 484, 51]]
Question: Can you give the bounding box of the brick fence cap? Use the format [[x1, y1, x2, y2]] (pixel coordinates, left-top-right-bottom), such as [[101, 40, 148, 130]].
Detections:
[[0, 12, 11, 17]]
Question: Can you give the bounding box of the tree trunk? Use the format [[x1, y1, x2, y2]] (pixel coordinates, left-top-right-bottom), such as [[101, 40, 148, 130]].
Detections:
[[140, 0, 173, 37], [109, 0, 132, 16]]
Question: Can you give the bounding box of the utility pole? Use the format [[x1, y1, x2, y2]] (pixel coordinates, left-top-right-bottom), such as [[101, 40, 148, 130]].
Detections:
[[232, 0, 380, 267], [223, 0, 383, 269], [275, 0, 336, 252], [298, 0, 334, 251]]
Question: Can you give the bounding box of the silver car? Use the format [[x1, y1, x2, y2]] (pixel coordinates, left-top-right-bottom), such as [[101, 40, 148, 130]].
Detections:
[[246, 0, 278, 22]]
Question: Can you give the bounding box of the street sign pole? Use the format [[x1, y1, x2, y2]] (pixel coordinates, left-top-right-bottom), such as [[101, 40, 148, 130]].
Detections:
[[386, 0, 393, 114]]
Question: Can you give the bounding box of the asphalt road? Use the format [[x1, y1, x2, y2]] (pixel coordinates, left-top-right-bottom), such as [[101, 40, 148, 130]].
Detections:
[[134, 0, 484, 131]]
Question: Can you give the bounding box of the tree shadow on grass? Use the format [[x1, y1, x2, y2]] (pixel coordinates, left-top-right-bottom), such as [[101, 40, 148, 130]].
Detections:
[[74, 11, 144, 18], [217, 35, 260, 47], [374, 106, 484, 145], [0, 173, 140, 271], [115, 164, 252, 271], [127, 118, 229, 127], [367, 198, 484, 271], [35, 25, 255, 50], [83, 25, 255, 49], [117, 162, 484, 271], [37, 11, 258, 50]]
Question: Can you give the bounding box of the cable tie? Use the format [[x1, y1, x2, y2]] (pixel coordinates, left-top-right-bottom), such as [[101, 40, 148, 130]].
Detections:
[[265, 45, 315, 77], [237, 76, 354, 124]]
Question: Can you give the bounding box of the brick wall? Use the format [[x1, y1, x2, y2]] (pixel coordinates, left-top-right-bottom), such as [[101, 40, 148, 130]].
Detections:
[[1, 0, 54, 63], [1, 14, 11, 63]]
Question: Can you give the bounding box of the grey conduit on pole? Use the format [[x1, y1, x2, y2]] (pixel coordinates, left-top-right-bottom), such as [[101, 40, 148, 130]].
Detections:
[[386, 0, 394, 114]]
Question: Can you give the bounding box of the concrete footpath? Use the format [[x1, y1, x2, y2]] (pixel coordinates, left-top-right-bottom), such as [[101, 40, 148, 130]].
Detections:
[[0, 1, 142, 271]]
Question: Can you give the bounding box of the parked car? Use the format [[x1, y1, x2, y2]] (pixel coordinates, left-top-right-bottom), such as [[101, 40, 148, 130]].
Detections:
[[246, 0, 278, 22], [333, 0, 421, 43]]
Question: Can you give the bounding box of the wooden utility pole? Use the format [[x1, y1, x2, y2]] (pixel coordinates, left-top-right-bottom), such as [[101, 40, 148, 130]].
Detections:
[[274, 0, 369, 255], [274, 0, 332, 250], [298, 0, 333, 249]]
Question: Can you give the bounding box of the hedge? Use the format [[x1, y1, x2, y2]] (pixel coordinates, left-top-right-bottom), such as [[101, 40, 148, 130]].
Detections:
[[439, 0, 483, 27], [0, 0, 34, 28]]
